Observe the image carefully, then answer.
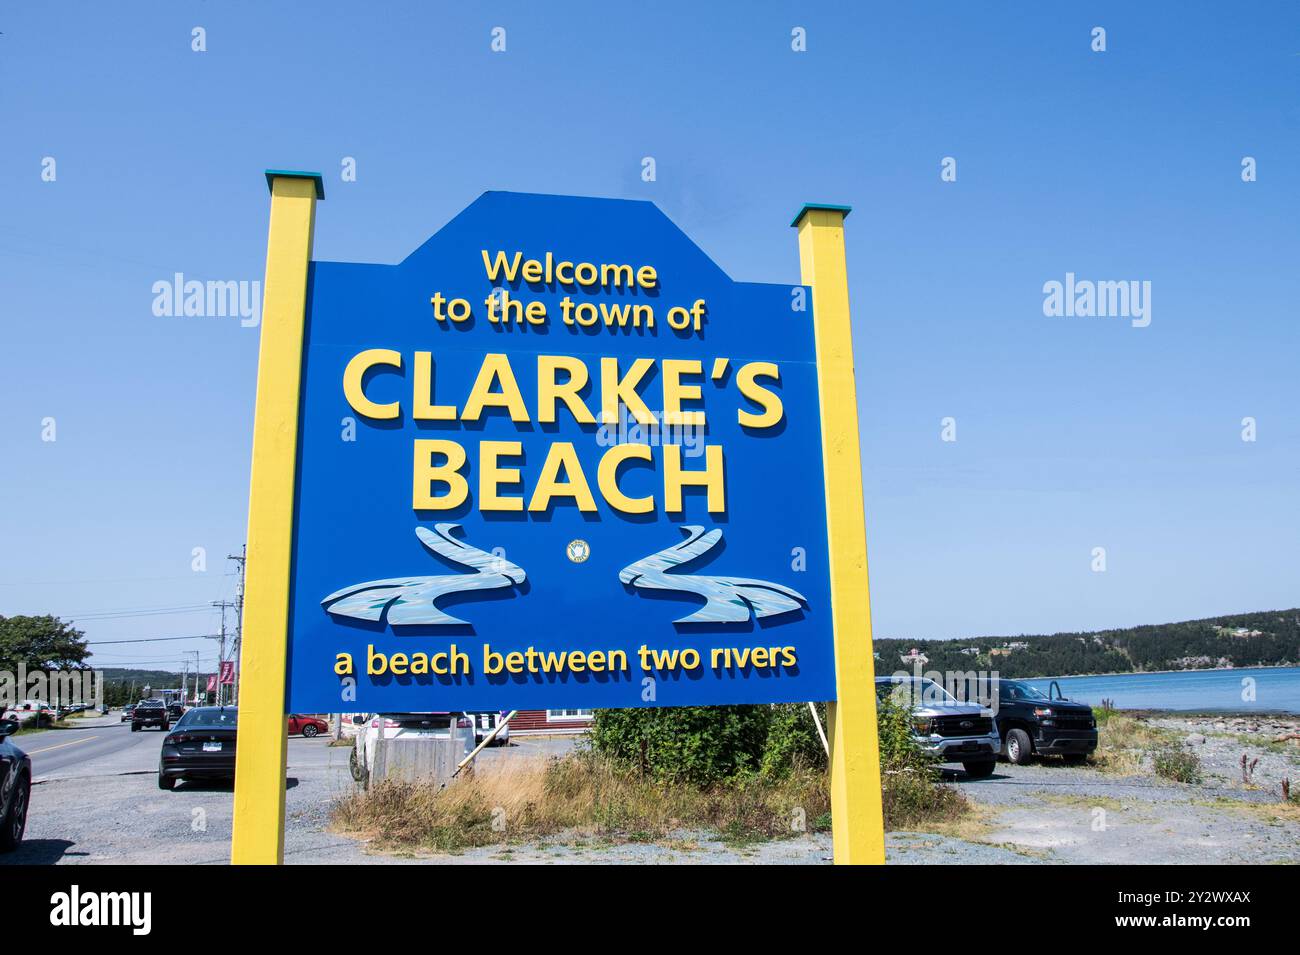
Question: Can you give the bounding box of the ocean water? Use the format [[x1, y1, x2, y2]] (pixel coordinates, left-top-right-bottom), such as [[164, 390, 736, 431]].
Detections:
[[1024, 666, 1300, 714]]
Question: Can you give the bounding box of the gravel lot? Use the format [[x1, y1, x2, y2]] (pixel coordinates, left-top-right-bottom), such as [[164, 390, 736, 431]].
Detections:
[[6, 717, 1297, 865]]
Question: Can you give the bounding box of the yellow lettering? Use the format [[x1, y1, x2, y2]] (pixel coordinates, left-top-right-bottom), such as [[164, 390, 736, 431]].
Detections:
[[663, 444, 725, 513], [479, 440, 524, 512], [343, 348, 402, 420], [413, 439, 469, 510], [537, 355, 595, 424], [481, 249, 522, 282], [528, 442, 597, 512], [598, 443, 654, 514], [413, 351, 457, 420], [736, 361, 784, 428], [662, 359, 705, 426], [462, 354, 530, 422], [600, 357, 656, 424]]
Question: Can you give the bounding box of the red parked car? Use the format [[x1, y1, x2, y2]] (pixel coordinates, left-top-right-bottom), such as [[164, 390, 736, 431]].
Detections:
[[287, 714, 329, 738]]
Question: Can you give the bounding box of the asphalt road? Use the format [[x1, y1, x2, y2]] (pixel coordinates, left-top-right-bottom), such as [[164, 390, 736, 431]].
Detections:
[[22, 715, 164, 781]]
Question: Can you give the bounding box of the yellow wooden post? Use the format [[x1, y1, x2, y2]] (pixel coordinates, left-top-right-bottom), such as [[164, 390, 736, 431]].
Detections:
[[231, 170, 323, 865], [793, 204, 886, 865]]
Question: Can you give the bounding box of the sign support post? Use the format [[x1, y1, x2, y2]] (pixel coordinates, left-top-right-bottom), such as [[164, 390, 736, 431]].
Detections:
[[793, 204, 887, 865], [231, 170, 323, 865]]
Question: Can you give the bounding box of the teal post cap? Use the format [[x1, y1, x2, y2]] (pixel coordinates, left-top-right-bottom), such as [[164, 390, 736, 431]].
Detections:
[[264, 169, 325, 200], [791, 203, 851, 227]]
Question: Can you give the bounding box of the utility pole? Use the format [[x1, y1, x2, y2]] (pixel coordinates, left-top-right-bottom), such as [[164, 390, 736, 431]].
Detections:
[[228, 546, 246, 703], [211, 600, 236, 706]]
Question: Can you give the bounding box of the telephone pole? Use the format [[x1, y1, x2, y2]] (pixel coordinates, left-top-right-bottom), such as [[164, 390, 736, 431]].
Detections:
[[228, 546, 246, 703], [211, 600, 237, 705]]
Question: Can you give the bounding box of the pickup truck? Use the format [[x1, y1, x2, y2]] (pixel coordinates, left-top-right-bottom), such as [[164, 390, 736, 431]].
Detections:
[[875, 676, 1000, 778], [993, 679, 1097, 764], [131, 699, 171, 732]]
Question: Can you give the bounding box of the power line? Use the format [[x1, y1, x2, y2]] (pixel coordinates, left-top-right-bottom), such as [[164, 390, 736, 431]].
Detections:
[[0, 573, 236, 588], [64, 604, 216, 621], [83, 633, 219, 646]]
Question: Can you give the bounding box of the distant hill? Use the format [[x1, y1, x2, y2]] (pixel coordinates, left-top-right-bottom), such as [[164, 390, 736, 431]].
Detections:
[[98, 667, 191, 688], [876, 609, 1300, 678]]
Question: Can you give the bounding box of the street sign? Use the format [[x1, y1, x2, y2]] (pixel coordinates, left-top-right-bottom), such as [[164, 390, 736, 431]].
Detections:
[[286, 191, 834, 713], [233, 173, 884, 865]]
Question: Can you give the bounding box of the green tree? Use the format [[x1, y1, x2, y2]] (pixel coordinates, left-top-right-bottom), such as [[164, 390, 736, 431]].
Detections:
[[0, 615, 90, 670]]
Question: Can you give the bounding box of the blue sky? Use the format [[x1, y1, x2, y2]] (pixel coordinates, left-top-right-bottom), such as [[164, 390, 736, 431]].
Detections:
[[1, 2, 1296, 673]]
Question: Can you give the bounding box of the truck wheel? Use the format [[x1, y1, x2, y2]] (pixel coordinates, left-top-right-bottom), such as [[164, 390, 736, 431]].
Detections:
[[1005, 728, 1033, 765], [963, 760, 996, 779], [302, 724, 319, 738]]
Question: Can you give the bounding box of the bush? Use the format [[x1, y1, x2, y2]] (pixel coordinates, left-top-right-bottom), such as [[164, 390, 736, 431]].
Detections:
[[875, 696, 968, 828], [760, 703, 827, 777], [589, 698, 966, 831], [1152, 745, 1202, 784], [588, 706, 772, 786]]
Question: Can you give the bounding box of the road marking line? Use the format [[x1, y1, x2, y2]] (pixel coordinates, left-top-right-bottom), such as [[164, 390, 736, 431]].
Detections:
[[26, 736, 99, 755]]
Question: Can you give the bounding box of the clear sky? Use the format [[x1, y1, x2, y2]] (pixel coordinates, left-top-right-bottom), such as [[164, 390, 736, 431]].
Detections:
[[1, 2, 1296, 674]]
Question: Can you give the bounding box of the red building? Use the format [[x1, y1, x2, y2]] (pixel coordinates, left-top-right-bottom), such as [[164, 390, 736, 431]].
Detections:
[[509, 708, 594, 734]]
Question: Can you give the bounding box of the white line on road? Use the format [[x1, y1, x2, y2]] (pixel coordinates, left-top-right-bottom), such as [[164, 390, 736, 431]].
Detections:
[[26, 735, 100, 755]]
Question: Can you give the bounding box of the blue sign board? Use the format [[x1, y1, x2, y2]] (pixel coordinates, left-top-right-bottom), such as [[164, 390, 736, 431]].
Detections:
[[285, 192, 835, 712]]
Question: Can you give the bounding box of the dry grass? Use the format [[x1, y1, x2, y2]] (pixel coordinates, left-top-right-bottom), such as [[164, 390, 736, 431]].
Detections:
[[880, 768, 968, 830], [1093, 713, 1176, 776], [331, 753, 832, 852]]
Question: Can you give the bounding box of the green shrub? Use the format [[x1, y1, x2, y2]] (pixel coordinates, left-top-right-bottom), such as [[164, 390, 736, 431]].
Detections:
[[588, 705, 772, 786], [1152, 744, 1202, 784], [760, 703, 827, 777], [589, 697, 967, 831]]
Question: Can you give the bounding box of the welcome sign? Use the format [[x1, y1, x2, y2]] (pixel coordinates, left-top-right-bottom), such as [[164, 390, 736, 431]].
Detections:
[[284, 191, 836, 712]]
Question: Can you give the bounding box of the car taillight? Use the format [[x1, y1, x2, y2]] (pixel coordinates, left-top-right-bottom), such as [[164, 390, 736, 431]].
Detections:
[[384, 719, 399, 728]]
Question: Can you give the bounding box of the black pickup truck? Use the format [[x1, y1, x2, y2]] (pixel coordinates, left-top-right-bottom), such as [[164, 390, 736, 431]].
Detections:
[[994, 680, 1097, 765], [131, 699, 171, 732]]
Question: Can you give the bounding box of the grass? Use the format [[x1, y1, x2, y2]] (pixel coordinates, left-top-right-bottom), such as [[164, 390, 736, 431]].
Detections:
[[1092, 712, 1178, 776], [14, 719, 74, 735], [332, 752, 833, 853], [1151, 745, 1203, 784], [1195, 795, 1300, 826], [880, 767, 968, 830], [333, 750, 969, 853]]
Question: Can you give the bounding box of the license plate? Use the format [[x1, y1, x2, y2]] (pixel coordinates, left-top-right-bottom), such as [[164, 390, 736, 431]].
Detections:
[[203, 741, 222, 752]]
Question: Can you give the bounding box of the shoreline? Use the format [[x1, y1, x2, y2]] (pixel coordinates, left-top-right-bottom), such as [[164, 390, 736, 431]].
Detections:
[[1024, 662, 1299, 681]]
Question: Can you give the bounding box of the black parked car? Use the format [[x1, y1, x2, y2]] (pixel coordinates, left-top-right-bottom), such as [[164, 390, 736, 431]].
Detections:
[[158, 707, 237, 790], [0, 718, 31, 851], [131, 699, 170, 732], [994, 679, 1097, 765]]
